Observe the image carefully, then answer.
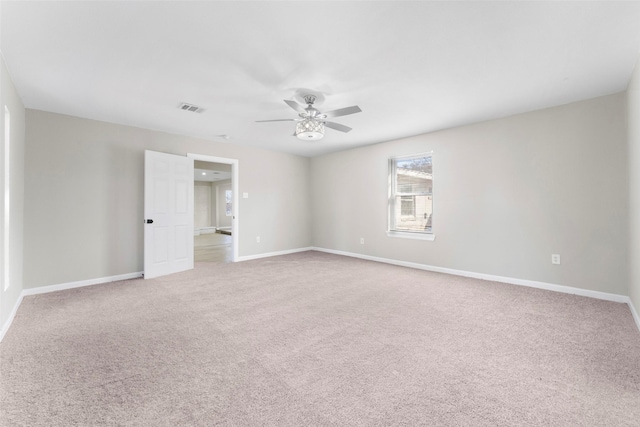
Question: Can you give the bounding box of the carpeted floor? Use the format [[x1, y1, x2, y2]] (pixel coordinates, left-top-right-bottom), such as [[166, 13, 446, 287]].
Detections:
[[1, 251, 639, 426]]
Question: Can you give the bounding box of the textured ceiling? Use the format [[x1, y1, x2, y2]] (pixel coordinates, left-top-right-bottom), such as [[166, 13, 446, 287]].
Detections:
[[2, 1, 640, 157]]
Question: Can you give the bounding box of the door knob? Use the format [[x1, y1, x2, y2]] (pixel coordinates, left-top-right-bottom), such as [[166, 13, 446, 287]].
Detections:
[[145, 219, 154, 224]]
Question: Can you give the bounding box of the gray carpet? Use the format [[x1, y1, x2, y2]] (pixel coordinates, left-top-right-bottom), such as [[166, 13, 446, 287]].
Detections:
[[1, 251, 639, 426]]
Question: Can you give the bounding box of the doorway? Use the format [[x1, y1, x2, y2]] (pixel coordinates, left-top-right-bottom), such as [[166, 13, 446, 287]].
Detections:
[[188, 153, 239, 263]]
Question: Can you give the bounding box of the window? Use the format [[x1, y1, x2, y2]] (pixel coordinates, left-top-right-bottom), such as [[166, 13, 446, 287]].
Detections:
[[225, 190, 232, 216], [4, 106, 10, 290], [388, 152, 433, 238], [400, 195, 416, 218]]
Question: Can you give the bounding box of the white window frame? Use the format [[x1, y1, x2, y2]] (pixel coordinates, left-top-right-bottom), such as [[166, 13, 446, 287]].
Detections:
[[387, 151, 435, 241]]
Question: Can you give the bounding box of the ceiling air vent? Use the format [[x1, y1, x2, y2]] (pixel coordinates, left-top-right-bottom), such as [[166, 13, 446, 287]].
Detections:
[[178, 102, 205, 113]]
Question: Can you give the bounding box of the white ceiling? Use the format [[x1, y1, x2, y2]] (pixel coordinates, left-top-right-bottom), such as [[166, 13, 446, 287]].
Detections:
[[2, 1, 640, 157], [195, 168, 231, 183]]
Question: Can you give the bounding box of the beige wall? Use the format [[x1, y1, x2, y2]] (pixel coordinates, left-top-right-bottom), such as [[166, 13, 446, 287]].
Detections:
[[628, 57, 640, 313], [23, 110, 311, 288], [194, 181, 212, 228], [1, 55, 25, 329], [11, 72, 638, 307], [311, 93, 628, 295]]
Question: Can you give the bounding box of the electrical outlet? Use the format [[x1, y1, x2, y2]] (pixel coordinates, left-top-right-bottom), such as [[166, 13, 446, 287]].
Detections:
[[360, 238, 365, 245], [256, 236, 260, 243], [551, 254, 560, 265]]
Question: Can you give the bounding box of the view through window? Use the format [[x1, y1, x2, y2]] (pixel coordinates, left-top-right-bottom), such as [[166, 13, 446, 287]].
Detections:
[[389, 153, 432, 234]]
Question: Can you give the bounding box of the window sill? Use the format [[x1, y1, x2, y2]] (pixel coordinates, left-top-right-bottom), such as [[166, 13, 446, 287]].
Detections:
[[386, 230, 435, 241]]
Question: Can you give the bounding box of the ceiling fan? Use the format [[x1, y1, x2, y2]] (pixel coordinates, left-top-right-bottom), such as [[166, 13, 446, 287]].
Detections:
[[256, 95, 362, 141]]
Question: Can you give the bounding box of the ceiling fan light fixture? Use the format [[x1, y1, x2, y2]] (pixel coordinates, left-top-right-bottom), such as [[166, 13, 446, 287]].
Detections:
[[295, 118, 325, 140]]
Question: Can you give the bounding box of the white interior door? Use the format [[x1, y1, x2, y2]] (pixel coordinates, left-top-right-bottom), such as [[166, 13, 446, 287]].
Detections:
[[144, 150, 194, 279]]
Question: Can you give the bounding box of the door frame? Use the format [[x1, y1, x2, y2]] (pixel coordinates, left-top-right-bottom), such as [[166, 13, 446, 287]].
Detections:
[[187, 153, 239, 262]]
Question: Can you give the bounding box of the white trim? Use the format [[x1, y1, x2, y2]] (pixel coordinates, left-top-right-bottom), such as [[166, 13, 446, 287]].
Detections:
[[187, 153, 239, 262], [21, 271, 143, 297], [391, 151, 433, 161], [386, 230, 435, 241], [4, 105, 11, 292], [0, 271, 143, 343], [629, 298, 640, 332], [0, 292, 23, 343], [2, 252, 638, 342], [311, 247, 630, 304], [236, 247, 313, 262]]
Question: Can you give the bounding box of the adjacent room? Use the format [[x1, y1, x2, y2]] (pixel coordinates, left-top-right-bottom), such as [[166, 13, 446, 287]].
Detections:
[[193, 160, 233, 263], [1, 1, 640, 425]]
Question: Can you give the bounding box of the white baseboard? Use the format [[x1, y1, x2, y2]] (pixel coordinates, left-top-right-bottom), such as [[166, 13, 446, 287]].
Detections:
[[313, 247, 640, 332], [311, 246, 634, 304], [0, 271, 143, 343], [236, 247, 313, 262], [4, 251, 639, 341], [629, 298, 640, 332], [21, 271, 143, 297], [0, 293, 25, 343]]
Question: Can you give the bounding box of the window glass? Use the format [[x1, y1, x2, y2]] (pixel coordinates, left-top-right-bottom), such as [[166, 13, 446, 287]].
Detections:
[[389, 153, 432, 234]]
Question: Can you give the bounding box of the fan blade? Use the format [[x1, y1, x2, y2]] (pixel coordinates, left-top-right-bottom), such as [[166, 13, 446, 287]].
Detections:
[[322, 105, 361, 118], [255, 119, 296, 122], [284, 99, 306, 113], [324, 121, 352, 133]]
